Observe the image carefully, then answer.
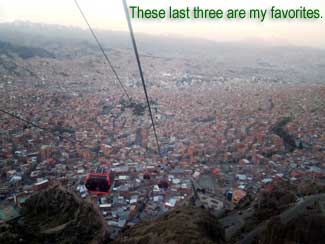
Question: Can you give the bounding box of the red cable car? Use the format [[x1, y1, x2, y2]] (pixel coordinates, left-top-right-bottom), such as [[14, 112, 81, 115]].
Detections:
[[158, 179, 169, 190], [85, 166, 111, 195], [143, 171, 151, 180]]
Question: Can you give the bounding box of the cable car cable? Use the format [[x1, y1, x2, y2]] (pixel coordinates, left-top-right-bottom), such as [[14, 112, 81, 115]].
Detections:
[[74, 0, 130, 100], [0, 108, 93, 151], [122, 0, 161, 157]]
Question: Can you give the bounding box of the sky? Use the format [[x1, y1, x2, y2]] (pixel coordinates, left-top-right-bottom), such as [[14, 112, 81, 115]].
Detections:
[[0, 0, 325, 49]]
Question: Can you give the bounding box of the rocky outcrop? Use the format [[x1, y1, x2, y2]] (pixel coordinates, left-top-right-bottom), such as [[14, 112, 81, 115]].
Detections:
[[261, 215, 325, 244], [0, 185, 109, 244], [254, 184, 297, 221], [113, 206, 223, 244]]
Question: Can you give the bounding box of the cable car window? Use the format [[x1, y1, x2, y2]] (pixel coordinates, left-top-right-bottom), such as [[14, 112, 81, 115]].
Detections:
[[86, 176, 110, 192]]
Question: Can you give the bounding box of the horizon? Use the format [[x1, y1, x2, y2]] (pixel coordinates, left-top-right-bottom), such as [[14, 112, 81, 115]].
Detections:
[[1, 20, 325, 52], [0, 0, 325, 49]]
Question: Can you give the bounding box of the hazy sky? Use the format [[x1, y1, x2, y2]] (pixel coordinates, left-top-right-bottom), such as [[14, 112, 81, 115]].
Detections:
[[0, 0, 325, 48]]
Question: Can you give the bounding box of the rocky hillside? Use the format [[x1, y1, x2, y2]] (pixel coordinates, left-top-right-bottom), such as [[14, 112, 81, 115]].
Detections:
[[261, 215, 325, 244], [113, 206, 223, 244], [0, 40, 55, 59], [1, 184, 325, 244], [0, 40, 55, 83], [0, 185, 109, 244]]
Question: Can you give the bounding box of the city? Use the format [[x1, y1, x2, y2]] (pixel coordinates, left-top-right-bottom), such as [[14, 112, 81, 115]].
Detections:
[[0, 21, 324, 243]]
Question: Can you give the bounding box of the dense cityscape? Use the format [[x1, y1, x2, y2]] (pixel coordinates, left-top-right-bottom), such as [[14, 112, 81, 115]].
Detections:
[[0, 22, 324, 243]]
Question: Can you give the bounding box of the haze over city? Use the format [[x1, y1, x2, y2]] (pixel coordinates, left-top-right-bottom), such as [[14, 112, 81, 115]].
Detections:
[[0, 0, 325, 49]]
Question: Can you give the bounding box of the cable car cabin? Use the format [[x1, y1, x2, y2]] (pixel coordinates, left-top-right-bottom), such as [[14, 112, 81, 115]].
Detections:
[[158, 179, 169, 190], [143, 171, 151, 180], [85, 167, 111, 195]]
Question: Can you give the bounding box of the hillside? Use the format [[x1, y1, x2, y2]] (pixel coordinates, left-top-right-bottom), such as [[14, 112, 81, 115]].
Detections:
[[113, 206, 223, 244], [0, 185, 109, 244]]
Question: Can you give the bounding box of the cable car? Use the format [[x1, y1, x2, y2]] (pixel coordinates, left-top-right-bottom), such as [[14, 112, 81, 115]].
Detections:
[[143, 171, 151, 180], [158, 179, 169, 190], [85, 166, 111, 195]]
